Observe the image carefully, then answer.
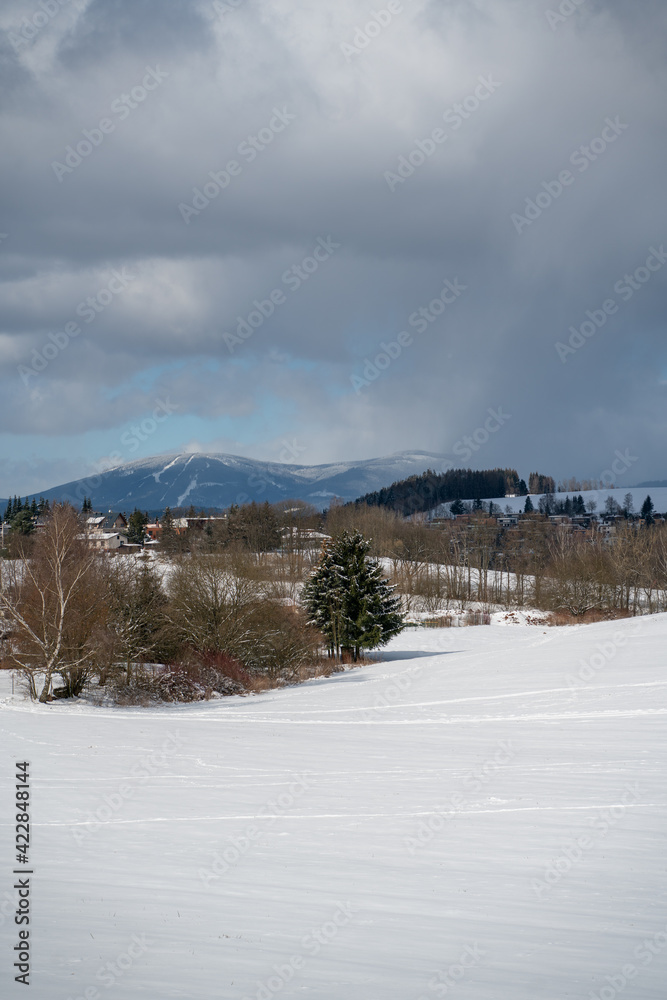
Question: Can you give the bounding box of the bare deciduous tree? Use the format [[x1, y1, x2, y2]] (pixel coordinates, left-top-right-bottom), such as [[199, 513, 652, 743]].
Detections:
[[104, 555, 169, 682], [0, 504, 106, 701], [165, 553, 260, 658]]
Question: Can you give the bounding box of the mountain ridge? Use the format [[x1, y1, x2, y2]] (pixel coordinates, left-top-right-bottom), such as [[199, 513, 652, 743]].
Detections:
[[0, 450, 449, 513]]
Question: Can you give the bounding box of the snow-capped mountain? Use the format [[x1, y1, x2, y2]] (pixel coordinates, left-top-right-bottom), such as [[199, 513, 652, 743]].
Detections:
[[3, 451, 447, 512]]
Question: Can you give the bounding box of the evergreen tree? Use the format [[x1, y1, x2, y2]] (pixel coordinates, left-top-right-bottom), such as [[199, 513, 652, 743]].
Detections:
[[127, 508, 149, 545], [640, 495, 655, 525], [11, 509, 36, 536], [160, 507, 178, 553], [573, 494, 586, 516], [524, 495, 534, 513], [302, 530, 404, 661], [352, 467, 521, 516], [518, 479, 528, 496], [450, 498, 466, 516], [30, 497, 38, 516], [302, 542, 344, 658], [259, 500, 280, 551]]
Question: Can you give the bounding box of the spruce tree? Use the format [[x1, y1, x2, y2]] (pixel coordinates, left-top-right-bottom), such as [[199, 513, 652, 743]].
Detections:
[[127, 508, 149, 545], [11, 509, 36, 536], [640, 495, 655, 525], [302, 541, 344, 658], [302, 530, 404, 661], [160, 507, 178, 553], [524, 495, 534, 513]]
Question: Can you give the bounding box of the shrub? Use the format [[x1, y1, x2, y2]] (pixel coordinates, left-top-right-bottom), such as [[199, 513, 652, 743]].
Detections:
[[174, 649, 249, 696], [107, 655, 248, 704], [242, 601, 323, 682], [156, 666, 206, 703], [107, 669, 169, 706]]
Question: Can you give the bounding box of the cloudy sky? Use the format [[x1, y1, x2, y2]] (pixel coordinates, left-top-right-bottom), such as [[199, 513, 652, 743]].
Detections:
[[0, 0, 665, 496]]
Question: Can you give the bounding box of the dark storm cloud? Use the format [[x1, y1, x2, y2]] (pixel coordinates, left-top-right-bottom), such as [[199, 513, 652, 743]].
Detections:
[[0, 0, 665, 492]]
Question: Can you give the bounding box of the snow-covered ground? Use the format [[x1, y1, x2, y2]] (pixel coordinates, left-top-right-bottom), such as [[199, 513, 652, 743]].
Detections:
[[430, 486, 667, 517], [1, 615, 666, 999]]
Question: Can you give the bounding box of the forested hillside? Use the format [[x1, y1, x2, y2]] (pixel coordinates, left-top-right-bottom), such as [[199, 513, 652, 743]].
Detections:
[[351, 468, 523, 516]]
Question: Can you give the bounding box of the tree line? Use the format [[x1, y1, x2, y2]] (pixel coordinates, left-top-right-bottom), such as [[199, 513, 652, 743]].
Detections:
[[1, 496, 51, 536], [335, 503, 667, 617], [3, 488, 665, 708], [0, 505, 404, 703], [351, 468, 525, 516]]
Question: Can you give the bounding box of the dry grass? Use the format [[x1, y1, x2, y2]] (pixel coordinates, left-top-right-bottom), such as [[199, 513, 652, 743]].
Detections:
[[547, 607, 633, 626], [244, 674, 274, 693]]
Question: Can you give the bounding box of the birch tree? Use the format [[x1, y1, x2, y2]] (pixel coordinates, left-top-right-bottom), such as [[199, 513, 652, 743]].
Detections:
[[0, 504, 105, 701]]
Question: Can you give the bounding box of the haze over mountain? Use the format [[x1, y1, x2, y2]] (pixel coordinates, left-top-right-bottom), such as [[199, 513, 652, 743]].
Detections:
[[0, 451, 449, 513]]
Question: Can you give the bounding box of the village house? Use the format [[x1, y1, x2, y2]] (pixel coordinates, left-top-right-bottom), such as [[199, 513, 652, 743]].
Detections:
[[145, 516, 227, 540], [83, 512, 130, 550], [497, 514, 519, 528]]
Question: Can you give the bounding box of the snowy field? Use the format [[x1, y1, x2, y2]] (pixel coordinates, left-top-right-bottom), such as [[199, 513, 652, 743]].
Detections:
[[431, 486, 667, 517], [1, 615, 666, 999]]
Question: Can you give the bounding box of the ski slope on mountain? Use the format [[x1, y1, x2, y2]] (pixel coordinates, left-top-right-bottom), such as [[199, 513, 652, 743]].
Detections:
[[1, 615, 666, 999], [0, 450, 449, 512]]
